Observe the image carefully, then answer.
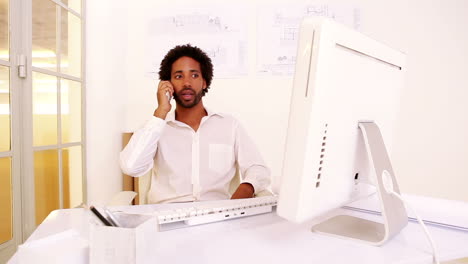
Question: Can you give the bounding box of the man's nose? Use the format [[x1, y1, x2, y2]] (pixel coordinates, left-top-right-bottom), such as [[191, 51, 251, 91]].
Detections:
[[183, 78, 192, 87]]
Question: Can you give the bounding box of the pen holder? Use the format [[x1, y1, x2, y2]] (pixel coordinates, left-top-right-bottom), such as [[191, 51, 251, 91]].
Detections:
[[89, 213, 158, 264]]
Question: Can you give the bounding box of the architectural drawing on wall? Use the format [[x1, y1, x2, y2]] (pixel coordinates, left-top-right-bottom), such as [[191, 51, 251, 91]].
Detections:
[[282, 27, 299, 42], [171, 14, 228, 31], [306, 5, 329, 17], [257, 4, 361, 76], [146, 6, 249, 78], [204, 45, 229, 65]]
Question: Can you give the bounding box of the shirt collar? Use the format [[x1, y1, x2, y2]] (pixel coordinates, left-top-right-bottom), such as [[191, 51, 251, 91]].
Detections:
[[165, 107, 224, 123]]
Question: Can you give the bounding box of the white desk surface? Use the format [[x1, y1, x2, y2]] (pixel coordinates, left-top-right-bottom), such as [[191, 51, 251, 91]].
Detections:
[[8, 202, 468, 264]]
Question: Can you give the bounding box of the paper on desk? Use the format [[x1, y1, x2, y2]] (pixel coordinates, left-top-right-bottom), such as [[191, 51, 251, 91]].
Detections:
[[17, 229, 88, 264], [346, 193, 468, 230]]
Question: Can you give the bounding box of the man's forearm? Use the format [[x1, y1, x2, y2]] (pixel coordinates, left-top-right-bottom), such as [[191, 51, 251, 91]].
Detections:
[[120, 117, 165, 176], [154, 107, 169, 120]]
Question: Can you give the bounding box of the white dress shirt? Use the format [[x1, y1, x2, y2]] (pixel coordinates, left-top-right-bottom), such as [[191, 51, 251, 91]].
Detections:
[[120, 108, 271, 204]]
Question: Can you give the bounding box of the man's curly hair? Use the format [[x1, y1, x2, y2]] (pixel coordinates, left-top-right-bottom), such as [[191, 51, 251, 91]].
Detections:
[[159, 44, 214, 96]]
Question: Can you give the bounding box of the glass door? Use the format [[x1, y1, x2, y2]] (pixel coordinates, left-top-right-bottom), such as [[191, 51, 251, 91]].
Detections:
[[0, 0, 85, 260], [0, 0, 21, 260], [31, 0, 84, 226]]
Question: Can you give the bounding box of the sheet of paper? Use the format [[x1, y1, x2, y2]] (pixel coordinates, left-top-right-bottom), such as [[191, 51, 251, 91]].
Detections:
[[17, 229, 88, 264], [146, 5, 249, 79], [257, 4, 361, 76], [347, 193, 468, 231]]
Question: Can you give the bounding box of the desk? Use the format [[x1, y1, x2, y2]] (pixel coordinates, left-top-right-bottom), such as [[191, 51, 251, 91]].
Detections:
[[8, 203, 468, 264]]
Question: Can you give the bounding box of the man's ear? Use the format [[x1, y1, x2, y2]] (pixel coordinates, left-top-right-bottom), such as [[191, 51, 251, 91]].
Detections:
[[203, 80, 207, 89]]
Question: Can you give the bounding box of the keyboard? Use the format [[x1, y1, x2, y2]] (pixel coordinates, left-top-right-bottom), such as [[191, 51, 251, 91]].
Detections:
[[152, 196, 277, 231]]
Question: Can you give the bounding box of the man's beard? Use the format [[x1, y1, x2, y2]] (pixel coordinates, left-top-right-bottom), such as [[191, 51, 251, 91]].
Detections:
[[173, 88, 204, 108]]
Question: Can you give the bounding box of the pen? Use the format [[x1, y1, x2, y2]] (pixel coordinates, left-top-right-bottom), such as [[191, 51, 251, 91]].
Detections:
[[90, 206, 113, 226], [104, 208, 122, 227]]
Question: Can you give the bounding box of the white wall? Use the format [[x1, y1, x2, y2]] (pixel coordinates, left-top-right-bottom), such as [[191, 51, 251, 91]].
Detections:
[[384, 0, 468, 201], [86, 0, 128, 205], [355, 0, 468, 201], [86, 0, 468, 204]]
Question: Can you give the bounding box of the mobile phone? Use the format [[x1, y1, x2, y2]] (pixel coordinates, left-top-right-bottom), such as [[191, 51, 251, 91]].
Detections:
[[165, 91, 172, 102]]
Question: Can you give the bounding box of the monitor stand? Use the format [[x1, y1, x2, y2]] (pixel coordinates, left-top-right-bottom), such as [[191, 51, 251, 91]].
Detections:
[[311, 121, 408, 246]]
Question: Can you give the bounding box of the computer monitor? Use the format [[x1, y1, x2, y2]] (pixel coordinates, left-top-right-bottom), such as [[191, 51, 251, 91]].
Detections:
[[277, 17, 408, 246]]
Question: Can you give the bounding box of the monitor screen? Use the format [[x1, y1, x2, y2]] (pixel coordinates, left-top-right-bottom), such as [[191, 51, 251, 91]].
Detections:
[[276, 17, 407, 245]]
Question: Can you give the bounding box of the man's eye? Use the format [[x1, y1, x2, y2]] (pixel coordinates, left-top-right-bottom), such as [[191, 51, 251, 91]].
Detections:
[[174, 75, 182, 79], [192, 74, 199, 78]]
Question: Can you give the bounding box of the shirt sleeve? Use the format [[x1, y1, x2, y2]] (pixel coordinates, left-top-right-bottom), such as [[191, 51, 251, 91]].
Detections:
[[234, 120, 271, 195], [120, 116, 166, 177]]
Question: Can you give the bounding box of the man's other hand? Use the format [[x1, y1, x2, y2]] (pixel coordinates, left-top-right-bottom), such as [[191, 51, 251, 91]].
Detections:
[[231, 183, 255, 199]]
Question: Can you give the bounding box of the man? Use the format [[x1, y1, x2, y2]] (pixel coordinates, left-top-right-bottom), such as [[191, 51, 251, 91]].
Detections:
[[120, 44, 270, 203]]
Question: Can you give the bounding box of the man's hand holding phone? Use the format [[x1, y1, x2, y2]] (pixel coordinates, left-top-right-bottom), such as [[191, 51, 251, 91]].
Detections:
[[154, 81, 174, 120]]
